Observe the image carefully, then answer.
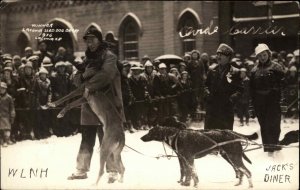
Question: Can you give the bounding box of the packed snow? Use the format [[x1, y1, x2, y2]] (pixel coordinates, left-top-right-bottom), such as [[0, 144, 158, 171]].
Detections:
[[1, 118, 299, 190]]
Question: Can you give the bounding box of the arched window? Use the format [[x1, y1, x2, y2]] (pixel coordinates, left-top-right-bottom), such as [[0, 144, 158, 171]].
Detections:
[[42, 18, 78, 54], [119, 13, 142, 61], [178, 9, 200, 54], [16, 31, 30, 56]]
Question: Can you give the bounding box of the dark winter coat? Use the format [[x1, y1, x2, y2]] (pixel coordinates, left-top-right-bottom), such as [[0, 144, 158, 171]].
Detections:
[[74, 48, 125, 125], [204, 64, 243, 130], [50, 73, 71, 101], [16, 75, 35, 108], [153, 73, 179, 97], [249, 60, 285, 152], [33, 77, 52, 107], [0, 93, 16, 130], [128, 75, 148, 101]]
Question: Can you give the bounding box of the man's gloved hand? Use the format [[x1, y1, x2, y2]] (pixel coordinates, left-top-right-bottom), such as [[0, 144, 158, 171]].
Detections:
[[82, 67, 98, 80]]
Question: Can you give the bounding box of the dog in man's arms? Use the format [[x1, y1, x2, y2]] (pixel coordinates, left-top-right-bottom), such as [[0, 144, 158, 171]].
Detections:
[[141, 117, 258, 188]]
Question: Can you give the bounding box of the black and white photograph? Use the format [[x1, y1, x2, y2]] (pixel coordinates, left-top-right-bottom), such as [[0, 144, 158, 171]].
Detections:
[[0, 1, 299, 189]]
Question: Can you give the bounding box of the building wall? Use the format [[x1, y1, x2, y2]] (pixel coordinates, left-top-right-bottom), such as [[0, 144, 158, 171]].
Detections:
[[1, 1, 219, 60]]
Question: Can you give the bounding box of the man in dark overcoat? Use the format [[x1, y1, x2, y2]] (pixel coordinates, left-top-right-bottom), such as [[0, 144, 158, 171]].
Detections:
[[68, 27, 125, 182], [204, 43, 243, 130]]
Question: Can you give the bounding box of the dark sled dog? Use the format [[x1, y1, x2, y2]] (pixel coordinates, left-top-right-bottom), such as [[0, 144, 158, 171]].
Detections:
[[141, 126, 258, 188]]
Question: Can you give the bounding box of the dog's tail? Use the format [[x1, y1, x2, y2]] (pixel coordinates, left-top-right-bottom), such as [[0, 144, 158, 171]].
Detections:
[[242, 153, 252, 164]]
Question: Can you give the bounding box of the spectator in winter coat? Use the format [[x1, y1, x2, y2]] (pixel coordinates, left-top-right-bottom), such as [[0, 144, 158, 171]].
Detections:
[[36, 41, 54, 65], [16, 61, 36, 140], [141, 60, 157, 127], [128, 65, 148, 130], [188, 50, 206, 120], [250, 43, 285, 155], [50, 61, 73, 136], [177, 71, 193, 122], [0, 82, 16, 147], [236, 68, 250, 126], [153, 63, 180, 124], [178, 62, 187, 74], [121, 63, 135, 133], [204, 43, 243, 130], [53, 47, 67, 64], [33, 67, 52, 139], [2, 66, 18, 99]]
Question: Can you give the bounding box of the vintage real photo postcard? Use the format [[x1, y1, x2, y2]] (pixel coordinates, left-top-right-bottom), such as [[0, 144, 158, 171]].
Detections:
[[0, 1, 299, 189]]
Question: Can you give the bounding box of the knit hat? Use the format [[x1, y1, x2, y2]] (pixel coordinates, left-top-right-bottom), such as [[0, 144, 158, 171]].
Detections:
[[255, 43, 271, 56]]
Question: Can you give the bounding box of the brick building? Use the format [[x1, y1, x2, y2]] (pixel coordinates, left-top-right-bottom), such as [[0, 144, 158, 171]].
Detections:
[[0, 1, 298, 60], [0, 1, 219, 61]]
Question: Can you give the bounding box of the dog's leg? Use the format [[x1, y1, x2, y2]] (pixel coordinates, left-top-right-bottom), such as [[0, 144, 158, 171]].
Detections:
[[224, 147, 253, 188], [95, 147, 110, 185], [114, 152, 125, 183], [220, 150, 241, 179], [181, 156, 198, 187], [177, 157, 185, 183]]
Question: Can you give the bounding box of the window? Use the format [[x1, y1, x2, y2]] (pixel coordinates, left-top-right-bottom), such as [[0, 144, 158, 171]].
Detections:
[[178, 10, 199, 54], [123, 21, 139, 60]]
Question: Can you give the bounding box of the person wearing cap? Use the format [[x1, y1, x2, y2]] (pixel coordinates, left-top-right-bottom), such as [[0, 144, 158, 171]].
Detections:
[[178, 70, 193, 122], [178, 62, 187, 73], [0, 82, 16, 147], [36, 41, 54, 66], [28, 55, 40, 72], [153, 63, 180, 124], [17, 61, 36, 140], [200, 52, 210, 74], [188, 50, 206, 121], [169, 67, 180, 79], [236, 68, 250, 127], [140, 60, 156, 128], [64, 61, 74, 76], [42, 56, 54, 76], [3, 66, 16, 95], [120, 62, 135, 133], [128, 64, 148, 130], [141, 54, 150, 65], [183, 53, 191, 66], [204, 43, 243, 131], [24, 47, 33, 59], [51, 61, 73, 136], [13, 55, 22, 70], [54, 46, 67, 63], [69, 26, 125, 181], [250, 43, 285, 155], [32, 67, 52, 139]]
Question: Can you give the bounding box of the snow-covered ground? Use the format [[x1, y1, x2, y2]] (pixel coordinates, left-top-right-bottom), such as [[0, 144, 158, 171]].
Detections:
[[1, 118, 299, 190]]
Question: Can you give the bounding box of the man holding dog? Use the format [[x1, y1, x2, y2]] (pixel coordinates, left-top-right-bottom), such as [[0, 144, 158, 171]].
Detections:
[[204, 43, 243, 130], [68, 27, 125, 182]]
